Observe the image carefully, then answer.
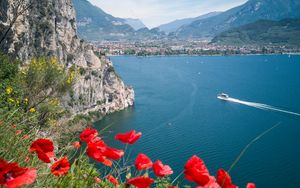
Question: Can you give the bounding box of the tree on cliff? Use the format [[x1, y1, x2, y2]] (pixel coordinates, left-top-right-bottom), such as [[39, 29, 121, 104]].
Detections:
[[0, 0, 34, 49]]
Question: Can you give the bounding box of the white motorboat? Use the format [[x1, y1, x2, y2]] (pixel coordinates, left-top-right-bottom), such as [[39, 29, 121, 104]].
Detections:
[[217, 93, 229, 100]]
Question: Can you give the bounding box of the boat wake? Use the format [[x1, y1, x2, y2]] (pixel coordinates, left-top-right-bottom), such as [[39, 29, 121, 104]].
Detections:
[[224, 97, 300, 117]]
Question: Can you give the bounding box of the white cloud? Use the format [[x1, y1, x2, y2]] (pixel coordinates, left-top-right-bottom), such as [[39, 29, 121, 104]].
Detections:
[[88, 0, 247, 28]]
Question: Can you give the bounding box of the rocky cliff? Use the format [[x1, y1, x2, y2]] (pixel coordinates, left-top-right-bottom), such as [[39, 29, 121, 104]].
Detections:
[[0, 0, 134, 115]]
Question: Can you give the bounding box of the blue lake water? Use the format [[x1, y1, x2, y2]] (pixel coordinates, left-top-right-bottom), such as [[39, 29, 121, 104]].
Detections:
[[95, 55, 300, 187]]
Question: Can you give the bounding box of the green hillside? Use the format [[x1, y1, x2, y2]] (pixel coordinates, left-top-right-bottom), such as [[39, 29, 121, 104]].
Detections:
[[211, 19, 300, 46]]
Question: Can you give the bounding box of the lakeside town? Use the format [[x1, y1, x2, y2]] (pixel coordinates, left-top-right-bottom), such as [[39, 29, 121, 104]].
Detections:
[[91, 40, 300, 56]]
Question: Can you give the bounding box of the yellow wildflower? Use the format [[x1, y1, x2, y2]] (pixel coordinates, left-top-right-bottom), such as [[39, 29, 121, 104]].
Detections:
[[49, 98, 60, 106], [8, 98, 15, 103], [29, 108, 36, 113], [5, 87, 13, 95], [67, 71, 75, 84], [24, 97, 29, 104]]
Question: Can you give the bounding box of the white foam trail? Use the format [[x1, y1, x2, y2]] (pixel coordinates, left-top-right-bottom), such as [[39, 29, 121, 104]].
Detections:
[[224, 97, 300, 117]]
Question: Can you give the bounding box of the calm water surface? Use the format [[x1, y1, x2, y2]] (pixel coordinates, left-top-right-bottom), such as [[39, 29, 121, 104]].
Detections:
[[95, 55, 300, 187]]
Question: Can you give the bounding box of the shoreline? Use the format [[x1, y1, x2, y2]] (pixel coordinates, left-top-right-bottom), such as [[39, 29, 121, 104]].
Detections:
[[107, 53, 300, 58]]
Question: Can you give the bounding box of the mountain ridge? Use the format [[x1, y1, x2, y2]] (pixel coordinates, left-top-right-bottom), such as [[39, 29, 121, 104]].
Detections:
[[176, 0, 300, 39], [211, 18, 300, 46], [157, 12, 221, 34], [73, 0, 134, 40], [73, 0, 166, 41], [124, 18, 146, 30]]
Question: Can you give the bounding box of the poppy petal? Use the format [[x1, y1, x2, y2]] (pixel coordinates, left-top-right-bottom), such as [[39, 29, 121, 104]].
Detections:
[[0, 159, 37, 188], [184, 155, 211, 186], [135, 154, 153, 170], [80, 128, 98, 143], [246, 183, 256, 188], [127, 176, 154, 188], [103, 147, 124, 160], [101, 159, 113, 167], [29, 139, 54, 163], [6, 168, 37, 188], [50, 157, 70, 176], [115, 130, 142, 144], [106, 175, 118, 186], [216, 169, 238, 188], [153, 160, 173, 177]]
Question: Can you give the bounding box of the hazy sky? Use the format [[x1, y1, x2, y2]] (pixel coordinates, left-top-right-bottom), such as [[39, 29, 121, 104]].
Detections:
[[88, 0, 247, 28]]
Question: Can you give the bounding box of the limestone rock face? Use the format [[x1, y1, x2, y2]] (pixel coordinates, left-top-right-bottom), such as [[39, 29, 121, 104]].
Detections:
[[0, 0, 134, 115], [67, 57, 134, 115]]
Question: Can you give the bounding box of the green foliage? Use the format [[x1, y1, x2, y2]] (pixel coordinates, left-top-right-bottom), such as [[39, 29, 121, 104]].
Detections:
[[17, 57, 77, 125], [124, 49, 136, 55], [0, 53, 19, 80], [155, 177, 174, 188], [91, 70, 98, 77], [21, 57, 73, 107], [0, 54, 25, 110], [79, 67, 86, 75], [0, 55, 78, 126]]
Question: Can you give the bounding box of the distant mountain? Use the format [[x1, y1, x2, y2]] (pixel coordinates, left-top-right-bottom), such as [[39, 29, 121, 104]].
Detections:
[[134, 27, 166, 40], [72, 0, 165, 41], [176, 0, 300, 39], [124, 18, 146, 30], [158, 12, 221, 34], [211, 19, 300, 46], [72, 0, 134, 40]]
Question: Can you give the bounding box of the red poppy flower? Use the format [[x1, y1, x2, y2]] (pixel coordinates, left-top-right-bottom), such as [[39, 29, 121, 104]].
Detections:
[[0, 159, 37, 188], [101, 159, 113, 167], [87, 140, 107, 163], [153, 160, 173, 177], [89, 136, 102, 144], [50, 157, 70, 176], [135, 154, 153, 170], [15, 130, 22, 136], [246, 183, 256, 188], [23, 135, 29, 140], [94, 177, 101, 184], [80, 128, 98, 143], [184, 155, 211, 186], [87, 138, 124, 167], [106, 175, 118, 186], [127, 176, 154, 188], [216, 169, 237, 188], [115, 130, 142, 144], [196, 178, 221, 188], [73, 141, 81, 149], [29, 138, 54, 163], [103, 147, 124, 160]]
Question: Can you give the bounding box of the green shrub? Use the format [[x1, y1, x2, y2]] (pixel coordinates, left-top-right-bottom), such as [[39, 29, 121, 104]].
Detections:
[[0, 53, 19, 81], [79, 67, 86, 75]]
